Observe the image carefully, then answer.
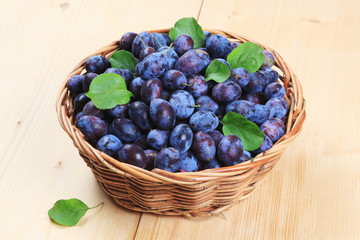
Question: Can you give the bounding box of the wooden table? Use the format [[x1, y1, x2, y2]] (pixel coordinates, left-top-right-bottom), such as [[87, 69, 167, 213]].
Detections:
[[1, 0, 359, 239]]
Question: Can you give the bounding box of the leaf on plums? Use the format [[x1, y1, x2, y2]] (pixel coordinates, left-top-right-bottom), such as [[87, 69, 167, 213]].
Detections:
[[109, 50, 138, 73], [169, 17, 205, 49], [227, 42, 265, 73], [222, 112, 264, 151], [85, 73, 133, 110], [205, 60, 231, 83]]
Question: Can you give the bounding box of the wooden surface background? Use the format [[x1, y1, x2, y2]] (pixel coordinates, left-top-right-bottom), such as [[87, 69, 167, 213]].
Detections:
[[1, 0, 359, 239]]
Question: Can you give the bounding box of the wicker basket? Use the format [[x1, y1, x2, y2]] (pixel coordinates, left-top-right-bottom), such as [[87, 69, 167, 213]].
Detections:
[[56, 29, 306, 217]]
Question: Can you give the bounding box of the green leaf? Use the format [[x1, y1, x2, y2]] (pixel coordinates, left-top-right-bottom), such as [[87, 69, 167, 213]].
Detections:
[[109, 50, 138, 73], [48, 198, 88, 227], [169, 17, 205, 49], [85, 73, 133, 110], [227, 42, 265, 73], [205, 59, 231, 83], [222, 112, 265, 151]]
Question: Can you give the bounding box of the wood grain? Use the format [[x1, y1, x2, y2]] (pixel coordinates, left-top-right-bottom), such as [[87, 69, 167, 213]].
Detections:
[[0, 0, 359, 239]]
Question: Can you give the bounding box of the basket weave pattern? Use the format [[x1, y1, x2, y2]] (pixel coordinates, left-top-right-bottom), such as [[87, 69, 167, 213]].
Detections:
[[56, 29, 306, 217]]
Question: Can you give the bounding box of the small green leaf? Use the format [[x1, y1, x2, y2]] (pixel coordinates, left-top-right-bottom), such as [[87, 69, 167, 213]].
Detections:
[[205, 60, 231, 83], [48, 198, 88, 227], [227, 42, 265, 73], [169, 17, 205, 49], [85, 73, 133, 110], [109, 50, 138, 73], [222, 112, 265, 151]]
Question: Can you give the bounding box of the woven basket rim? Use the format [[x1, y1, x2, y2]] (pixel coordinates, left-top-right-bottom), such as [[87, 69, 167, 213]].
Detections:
[[56, 28, 306, 185]]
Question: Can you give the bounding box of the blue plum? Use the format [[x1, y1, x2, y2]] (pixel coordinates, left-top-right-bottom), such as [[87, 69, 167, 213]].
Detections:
[[248, 104, 270, 125], [186, 75, 208, 98], [139, 47, 156, 61], [162, 70, 187, 91], [229, 67, 250, 88], [265, 97, 289, 119], [109, 118, 140, 142], [144, 149, 157, 170], [173, 34, 194, 56], [169, 124, 193, 154], [129, 77, 145, 99], [175, 49, 210, 77], [137, 52, 167, 80], [147, 129, 170, 151], [118, 144, 147, 168], [168, 90, 195, 119], [154, 147, 180, 172], [208, 130, 224, 147], [157, 46, 179, 70], [225, 100, 255, 119], [149, 98, 176, 130], [205, 34, 231, 58], [105, 104, 128, 119], [260, 68, 279, 85], [73, 93, 90, 113], [261, 50, 275, 69], [195, 95, 219, 113], [67, 75, 84, 95], [119, 32, 137, 51], [151, 32, 167, 50], [77, 115, 108, 141], [131, 31, 154, 58], [212, 80, 242, 103], [85, 55, 110, 74], [260, 118, 285, 142], [191, 131, 216, 162], [264, 82, 286, 101], [128, 101, 152, 130], [189, 111, 219, 133], [243, 71, 267, 94], [96, 134, 123, 157], [140, 78, 162, 104], [83, 101, 104, 118], [179, 151, 199, 172], [217, 135, 244, 166]]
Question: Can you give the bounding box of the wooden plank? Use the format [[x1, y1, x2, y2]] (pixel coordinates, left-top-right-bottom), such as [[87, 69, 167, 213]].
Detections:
[[133, 0, 360, 239], [0, 0, 202, 239]]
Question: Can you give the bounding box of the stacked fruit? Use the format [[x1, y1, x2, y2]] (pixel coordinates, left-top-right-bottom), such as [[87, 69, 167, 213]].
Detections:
[[67, 18, 288, 173]]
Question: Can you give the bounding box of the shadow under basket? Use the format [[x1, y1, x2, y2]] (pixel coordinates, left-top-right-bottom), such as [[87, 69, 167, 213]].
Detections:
[[56, 29, 306, 217]]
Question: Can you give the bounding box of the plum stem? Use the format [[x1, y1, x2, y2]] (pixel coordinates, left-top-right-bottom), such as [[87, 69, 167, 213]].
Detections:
[[137, 34, 146, 48], [163, 43, 174, 55], [152, 36, 163, 48], [190, 105, 201, 108]]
